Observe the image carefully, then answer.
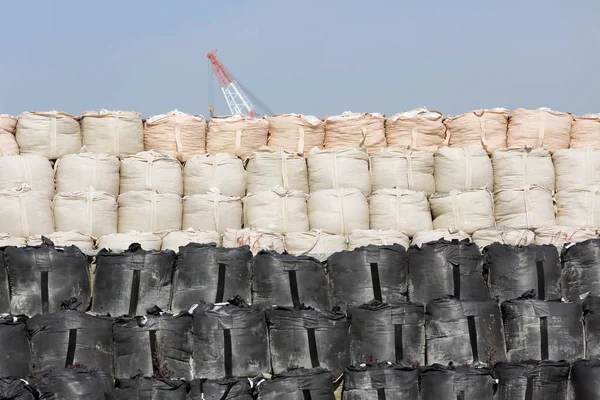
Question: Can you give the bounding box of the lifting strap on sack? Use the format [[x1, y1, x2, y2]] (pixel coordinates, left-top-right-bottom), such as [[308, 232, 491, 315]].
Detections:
[[234, 130, 243, 158], [149, 329, 158, 375], [41, 271, 49, 314], [467, 315, 479, 363], [223, 329, 233, 377], [536, 260, 546, 300], [128, 269, 142, 316], [302, 390, 313, 400], [50, 114, 57, 159], [370, 263, 382, 302], [377, 389, 386, 400], [394, 324, 403, 363], [215, 263, 227, 303], [306, 327, 320, 368], [540, 316, 549, 360], [297, 127, 305, 156], [288, 270, 301, 307], [65, 329, 77, 367], [452, 263, 461, 299], [173, 115, 184, 161], [457, 390, 465, 400]]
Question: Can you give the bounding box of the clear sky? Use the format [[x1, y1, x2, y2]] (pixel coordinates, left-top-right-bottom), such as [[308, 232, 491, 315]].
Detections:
[[1, 0, 599, 119]]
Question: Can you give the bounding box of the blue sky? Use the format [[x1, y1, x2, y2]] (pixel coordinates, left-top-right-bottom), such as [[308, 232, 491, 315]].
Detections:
[[1, 0, 599, 118]]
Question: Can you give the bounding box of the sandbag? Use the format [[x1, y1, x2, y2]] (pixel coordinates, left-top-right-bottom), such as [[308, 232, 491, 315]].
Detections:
[[494, 186, 555, 229], [266, 307, 350, 376], [553, 148, 600, 191], [118, 191, 182, 233], [284, 230, 347, 261], [188, 378, 252, 400], [183, 192, 242, 233], [54, 151, 120, 197], [434, 147, 493, 192], [16, 111, 81, 159], [385, 108, 445, 152], [0, 114, 19, 156], [307, 147, 371, 195], [35, 368, 115, 400], [347, 300, 425, 365], [144, 110, 206, 162], [53, 189, 118, 237], [92, 244, 175, 316], [425, 297, 506, 366], [207, 115, 268, 159], [0, 315, 30, 378], [556, 187, 600, 227], [328, 244, 408, 309], [255, 367, 334, 400], [408, 239, 489, 304], [444, 108, 509, 153], [430, 189, 495, 234], [368, 189, 432, 236], [370, 147, 435, 193], [561, 239, 600, 301], [243, 189, 308, 233], [183, 153, 245, 197], [501, 298, 584, 362], [96, 232, 162, 252], [0, 154, 54, 198], [171, 243, 252, 312], [347, 229, 409, 250], [324, 111, 386, 154], [0, 185, 54, 237], [161, 229, 221, 251], [252, 251, 328, 310], [0, 251, 9, 314], [0, 233, 27, 247], [267, 113, 324, 157], [571, 114, 600, 149], [192, 301, 270, 379], [342, 363, 418, 400], [81, 109, 143, 156], [120, 151, 183, 195], [246, 146, 308, 193], [308, 189, 369, 234], [222, 228, 285, 255], [0, 378, 37, 400], [472, 227, 535, 248], [570, 360, 600, 400], [492, 147, 555, 192], [419, 365, 495, 400], [493, 360, 570, 400], [583, 295, 600, 359], [115, 376, 188, 400], [27, 231, 95, 252], [410, 229, 471, 246], [534, 226, 598, 247], [507, 108, 572, 153], [5, 239, 91, 315]]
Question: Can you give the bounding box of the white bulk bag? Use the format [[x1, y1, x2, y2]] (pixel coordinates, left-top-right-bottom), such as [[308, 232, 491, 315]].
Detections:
[[53, 189, 118, 238], [206, 115, 268, 159], [0, 186, 54, 237], [243, 188, 308, 233], [96, 232, 162, 251], [368, 189, 432, 237], [444, 108, 509, 154], [0, 114, 19, 156], [434, 147, 493, 192], [267, 114, 324, 156], [429, 189, 495, 234], [284, 229, 347, 260], [0, 155, 54, 198], [556, 187, 600, 228], [183, 153, 245, 198], [307, 188, 369, 234], [370, 148, 435, 194], [507, 108, 572, 153], [571, 114, 600, 150], [324, 111, 386, 154], [16, 111, 81, 159], [118, 191, 182, 234], [161, 229, 222, 251], [494, 186, 555, 229], [120, 151, 183, 195], [27, 231, 95, 251], [80, 110, 143, 156], [347, 229, 410, 250], [307, 147, 371, 195], [143, 110, 206, 162], [385, 108, 446, 152], [553, 149, 600, 191], [492, 147, 555, 192], [0, 234, 26, 247], [410, 229, 471, 246], [182, 191, 242, 234], [472, 227, 535, 248], [222, 228, 285, 255], [55, 150, 120, 197], [245, 146, 308, 193], [534, 227, 598, 247]]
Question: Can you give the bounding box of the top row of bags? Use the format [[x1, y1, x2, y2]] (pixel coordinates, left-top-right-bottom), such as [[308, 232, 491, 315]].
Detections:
[[0, 107, 599, 160]]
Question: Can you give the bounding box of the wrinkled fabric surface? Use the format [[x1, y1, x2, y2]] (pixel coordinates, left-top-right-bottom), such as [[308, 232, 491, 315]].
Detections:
[[493, 360, 570, 400], [434, 147, 493, 192], [444, 108, 508, 153], [561, 239, 600, 301], [81, 110, 143, 157], [246, 146, 308, 193], [308, 147, 371, 195], [183, 153, 246, 198], [0, 315, 30, 378], [115, 376, 188, 400], [120, 151, 183, 195], [570, 359, 600, 400], [255, 367, 334, 400], [55, 152, 120, 197], [36, 368, 115, 400], [267, 113, 324, 157], [368, 189, 432, 237], [430, 189, 495, 234], [188, 378, 252, 400], [369, 148, 435, 194], [583, 295, 600, 359], [0, 378, 37, 400], [342, 363, 418, 400], [419, 365, 495, 400], [16, 111, 81, 160], [0, 154, 54, 199]]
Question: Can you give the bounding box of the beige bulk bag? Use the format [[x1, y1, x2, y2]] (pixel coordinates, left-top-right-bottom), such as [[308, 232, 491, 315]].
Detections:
[[444, 108, 509, 153], [55, 150, 120, 197], [96, 232, 162, 251], [0, 186, 54, 237], [268, 114, 324, 156], [120, 151, 183, 195], [206, 115, 268, 159], [571, 114, 600, 149], [144, 110, 206, 162], [324, 112, 386, 154], [472, 227, 535, 248], [80, 110, 143, 156], [27, 231, 95, 251], [534, 226, 598, 247], [0, 114, 19, 156], [347, 229, 410, 250], [370, 148, 435, 194], [492, 147, 555, 192], [429, 189, 495, 234], [118, 190, 182, 233], [385, 108, 445, 152], [494, 186, 555, 229], [243, 188, 308, 234], [410, 229, 471, 246], [183, 153, 245, 197], [552, 149, 600, 191], [161, 229, 222, 251], [182, 191, 242, 234], [307, 188, 369, 234], [0, 155, 54, 198], [16, 111, 81, 159], [284, 230, 347, 260], [245, 146, 308, 193], [555, 187, 600, 228], [307, 148, 371, 195], [368, 189, 432, 237], [222, 228, 285, 255], [0, 234, 26, 247], [434, 147, 493, 192], [53, 189, 118, 237], [507, 108, 572, 153]]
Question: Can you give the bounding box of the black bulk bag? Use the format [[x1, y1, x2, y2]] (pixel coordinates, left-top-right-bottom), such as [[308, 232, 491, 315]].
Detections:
[[570, 360, 600, 400], [342, 363, 418, 400], [115, 376, 188, 400], [327, 244, 408, 310], [0, 378, 37, 400], [493, 360, 570, 400], [113, 307, 192, 380], [171, 243, 252, 313], [347, 300, 425, 366], [0, 315, 31, 378], [27, 300, 113, 375], [266, 306, 349, 376], [35, 368, 115, 400], [253, 251, 329, 310], [0, 249, 10, 314], [408, 239, 489, 304], [583, 295, 600, 358], [255, 367, 334, 400], [483, 243, 560, 301], [92, 244, 175, 317], [192, 299, 270, 379], [502, 296, 584, 362], [188, 378, 252, 400], [562, 239, 600, 301], [5, 238, 91, 315], [425, 297, 506, 366], [419, 365, 494, 400]]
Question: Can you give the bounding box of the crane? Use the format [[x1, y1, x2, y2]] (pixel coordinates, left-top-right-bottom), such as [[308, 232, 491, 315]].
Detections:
[[207, 49, 273, 118]]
